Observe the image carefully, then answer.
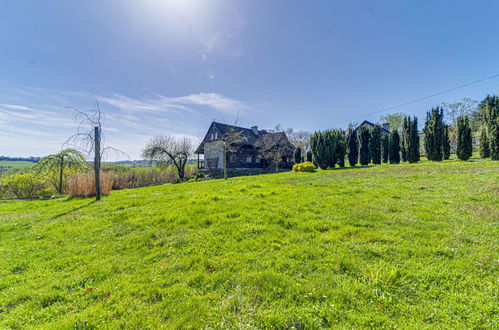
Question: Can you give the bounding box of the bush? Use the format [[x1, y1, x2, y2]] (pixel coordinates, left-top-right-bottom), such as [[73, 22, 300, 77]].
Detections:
[[1, 173, 48, 198], [67, 172, 113, 197], [292, 161, 315, 172]]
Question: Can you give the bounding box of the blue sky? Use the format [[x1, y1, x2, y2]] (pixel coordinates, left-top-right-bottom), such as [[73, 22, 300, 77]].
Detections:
[[0, 0, 498, 159]]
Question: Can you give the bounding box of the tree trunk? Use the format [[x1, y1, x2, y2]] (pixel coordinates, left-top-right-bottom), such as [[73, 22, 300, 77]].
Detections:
[[275, 160, 279, 173], [58, 156, 64, 194], [94, 126, 101, 201]]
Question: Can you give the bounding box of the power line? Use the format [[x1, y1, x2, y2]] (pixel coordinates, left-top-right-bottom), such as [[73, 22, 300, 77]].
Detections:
[[333, 72, 499, 126]]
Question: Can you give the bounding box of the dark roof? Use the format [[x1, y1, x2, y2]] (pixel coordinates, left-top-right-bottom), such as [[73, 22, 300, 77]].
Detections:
[[195, 122, 294, 155], [358, 120, 390, 134]]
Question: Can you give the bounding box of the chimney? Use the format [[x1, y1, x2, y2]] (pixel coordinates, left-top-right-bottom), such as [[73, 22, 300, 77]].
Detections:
[[251, 126, 259, 135], [382, 123, 390, 132]]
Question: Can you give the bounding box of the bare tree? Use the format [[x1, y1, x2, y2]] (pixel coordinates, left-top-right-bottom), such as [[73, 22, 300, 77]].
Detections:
[[65, 101, 126, 200], [142, 135, 194, 180], [268, 125, 312, 151]]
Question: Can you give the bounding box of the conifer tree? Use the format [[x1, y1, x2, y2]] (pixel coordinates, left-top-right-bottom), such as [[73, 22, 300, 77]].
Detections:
[[407, 116, 420, 163], [293, 147, 302, 164], [424, 107, 445, 161], [347, 128, 359, 166], [381, 133, 389, 163], [443, 125, 451, 160], [401, 116, 410, 162], [358, 126, 370, 165], [456, 116, 472, 160], [333, 130, 347, 167], [310, 131, 328, 169], [306, 150, 312, 162], [479, 95, 499, 160], [369, 125, 382, 164], [389, 130, 401, 164], [479, 126, 490, 158]]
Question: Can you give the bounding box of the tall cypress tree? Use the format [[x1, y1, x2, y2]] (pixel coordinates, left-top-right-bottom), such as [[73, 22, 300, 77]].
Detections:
[[407, 116, 420, 163], [443, 125, 451, 160], [381, 133, 389, 163], [347, 128, 359, 166], [310, 131, 328, 169], [334, 130, 347, 168], [306, 150, 312, 162], [370, 125, 382, 164], [293, 147, 302, 164], [456, 116, 473, 160], [479, 95, 499, 160], [424, 107, 445, 161], [401, 116, 410, 162], [389, 130, 401, 164], [479, 126, 490, 158], [358, 126, 370, 165]]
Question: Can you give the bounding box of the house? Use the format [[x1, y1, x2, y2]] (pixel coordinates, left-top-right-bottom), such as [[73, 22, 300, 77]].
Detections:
[[357, 120, 391, 134], [195, 122, 295, 170]]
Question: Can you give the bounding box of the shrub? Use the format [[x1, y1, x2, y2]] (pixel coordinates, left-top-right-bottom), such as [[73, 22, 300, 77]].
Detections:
[[1, 173, 48, 198], [292, 162, 315, 172], [67, 172, 113, 197], [293, 147, 302, 164]]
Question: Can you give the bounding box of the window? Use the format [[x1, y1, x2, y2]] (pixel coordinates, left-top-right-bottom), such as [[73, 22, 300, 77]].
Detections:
[[211, 132, 218, 140], [230, 154, 236, 162], [255, 158, 260, 163], [246, 156, 252, 163]]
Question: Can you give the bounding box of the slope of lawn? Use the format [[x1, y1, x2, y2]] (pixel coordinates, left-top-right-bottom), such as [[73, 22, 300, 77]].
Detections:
[[0, 157, 497, 328], [0, 160, 35, 169]]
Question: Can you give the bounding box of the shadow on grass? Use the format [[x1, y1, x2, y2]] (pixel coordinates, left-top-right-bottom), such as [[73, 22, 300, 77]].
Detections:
[[49, 200, 96, 221]]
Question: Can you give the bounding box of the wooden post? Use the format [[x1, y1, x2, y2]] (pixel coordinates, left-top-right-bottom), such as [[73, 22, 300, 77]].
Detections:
[[94, 126, 101, 201], [197, 153, 200, 169]]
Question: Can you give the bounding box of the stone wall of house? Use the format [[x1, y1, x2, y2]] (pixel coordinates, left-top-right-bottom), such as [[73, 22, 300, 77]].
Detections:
[[204, 141, 224, 169]]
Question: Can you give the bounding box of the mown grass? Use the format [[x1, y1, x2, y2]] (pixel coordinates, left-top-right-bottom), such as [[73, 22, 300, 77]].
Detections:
[[0, 161, 35, 169], [0, 156, 497, 328]]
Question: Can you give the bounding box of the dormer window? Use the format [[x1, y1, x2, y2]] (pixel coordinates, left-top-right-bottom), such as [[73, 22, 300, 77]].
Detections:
[[211, 132, 218, 140]]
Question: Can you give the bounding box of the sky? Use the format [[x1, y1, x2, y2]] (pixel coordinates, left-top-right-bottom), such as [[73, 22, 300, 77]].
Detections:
[[0, 0, 498, 160]]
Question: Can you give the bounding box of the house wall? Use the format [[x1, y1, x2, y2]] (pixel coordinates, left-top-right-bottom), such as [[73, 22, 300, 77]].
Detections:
[[204, 141, 224, 169]]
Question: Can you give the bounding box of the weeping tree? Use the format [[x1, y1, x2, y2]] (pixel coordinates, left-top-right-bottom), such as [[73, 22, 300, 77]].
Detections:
[[456, 116, 473, 161], [389, 130, 401, 164], [369, 125, 382, 164], [358, 126, 370, 165], [142, 135, 194, 180], [347, 128, 359, 166], [381, 133, 389, 163], [34, 149, 87, 194]]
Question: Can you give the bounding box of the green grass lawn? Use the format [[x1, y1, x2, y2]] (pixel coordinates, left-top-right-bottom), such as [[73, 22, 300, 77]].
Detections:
[[0, 157, 497, 328]]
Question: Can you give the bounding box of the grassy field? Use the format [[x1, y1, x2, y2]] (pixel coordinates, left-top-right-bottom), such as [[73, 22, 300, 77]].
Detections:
[[0, 157, 497, 328], [0, 160, 35, 169]]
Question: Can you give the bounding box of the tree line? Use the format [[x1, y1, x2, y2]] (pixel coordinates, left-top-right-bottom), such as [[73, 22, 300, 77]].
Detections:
[[298, 94, 498, 168]]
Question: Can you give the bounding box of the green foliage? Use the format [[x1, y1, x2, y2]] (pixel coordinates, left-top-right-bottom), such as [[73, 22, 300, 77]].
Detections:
[[358, 126, 370, 165], [1, 172, 49, 198], [369, 125, 382, 164], [347, 128, 359, 166], [34, 149, 87, 194], [424, 107, 446, 161], [378, 112, 407, 131], [443, 125, 451, 160], [401, 116, 409, 162], [292, 161, 315, 172], [293, 147, 302, 164], [479, 126, 490, 158], [0, 158, 496, 328], [389, 130, 400, 164], [479, 95, 499, 160], [381, 134, 389, 163], [456, 116, 473, 161], [407, 117, 420, 163], [306, 150, 312, 162], [310, 130, 346, 169]]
